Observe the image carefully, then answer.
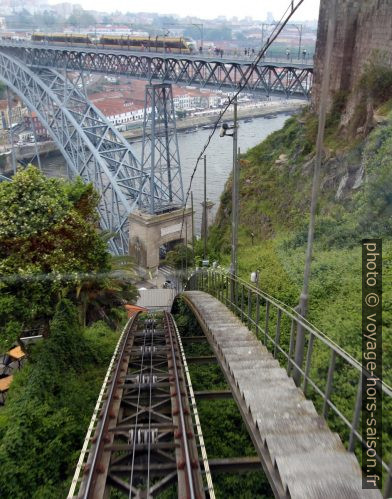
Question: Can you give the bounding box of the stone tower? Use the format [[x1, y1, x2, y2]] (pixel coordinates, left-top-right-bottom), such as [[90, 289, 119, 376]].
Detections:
[[312, 0, 392, 117]]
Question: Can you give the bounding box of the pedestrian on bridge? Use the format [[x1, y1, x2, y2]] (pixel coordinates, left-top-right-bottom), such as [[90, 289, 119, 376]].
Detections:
[[286, 49, 290, 60], [244, 48, 247, 56], [302, 49, 307, 61]]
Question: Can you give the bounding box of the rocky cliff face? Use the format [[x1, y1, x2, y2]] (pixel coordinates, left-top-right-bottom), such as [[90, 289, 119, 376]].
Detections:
[[312, 0, 392, 129], [211, 0, 392, 244]]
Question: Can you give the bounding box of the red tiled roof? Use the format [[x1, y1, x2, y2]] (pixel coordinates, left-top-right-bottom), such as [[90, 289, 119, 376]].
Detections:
[[91, 97, 143, 117], [86, 79, 220, 117]]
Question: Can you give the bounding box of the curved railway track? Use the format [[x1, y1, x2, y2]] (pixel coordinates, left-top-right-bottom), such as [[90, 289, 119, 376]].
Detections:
[[69, 311, 214, 498]]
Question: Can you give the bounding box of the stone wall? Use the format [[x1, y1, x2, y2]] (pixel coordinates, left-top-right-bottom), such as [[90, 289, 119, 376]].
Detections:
[[128, 208, 193, 269], [312, 0, 392, 117]]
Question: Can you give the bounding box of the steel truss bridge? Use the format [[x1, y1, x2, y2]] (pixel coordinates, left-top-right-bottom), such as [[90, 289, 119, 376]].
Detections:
[[0, 41, 312, 254], [68, 271, 391, 499], [0, 50, 184, 254], [0, 41, 313, 98]]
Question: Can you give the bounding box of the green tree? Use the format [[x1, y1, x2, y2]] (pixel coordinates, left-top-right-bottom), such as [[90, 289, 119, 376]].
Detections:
[[76, 255, 138, 327], [0, 166, 130, 349], [164, 243, 194, 269], [0, 299, 120, 497], [359, 50, 392, 105], [67, 9, 96, 28]]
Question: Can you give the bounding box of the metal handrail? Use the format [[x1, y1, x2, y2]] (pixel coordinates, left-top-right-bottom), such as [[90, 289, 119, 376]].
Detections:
[[232, 273, 392, 392], [189, 268, 392, 394], [185, 268, 391, 497], [0, 40, 315, 67]]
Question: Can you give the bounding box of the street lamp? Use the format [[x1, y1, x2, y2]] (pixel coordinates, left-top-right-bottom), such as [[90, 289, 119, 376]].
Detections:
[[261, 23, 275, 59], [219, 96, 239, 280], [288, 23, 303, 60], [163, 30, 169, 53], [191, 23, 204, 52], [163, 22, 203, 52]]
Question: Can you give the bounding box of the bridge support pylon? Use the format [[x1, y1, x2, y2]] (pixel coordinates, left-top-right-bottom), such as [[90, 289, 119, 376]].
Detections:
[[141, 83, 184, 214], [129, 207, 192, 270], [132, 82, 189, 270]]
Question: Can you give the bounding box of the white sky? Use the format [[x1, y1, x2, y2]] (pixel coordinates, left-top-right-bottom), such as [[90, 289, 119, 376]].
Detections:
[[48, 0, 320, 21]]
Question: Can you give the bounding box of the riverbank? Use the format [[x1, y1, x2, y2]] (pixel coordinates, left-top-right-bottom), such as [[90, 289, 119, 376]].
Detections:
[[123, 99, 307, 140], [0, 99, 307, 171]]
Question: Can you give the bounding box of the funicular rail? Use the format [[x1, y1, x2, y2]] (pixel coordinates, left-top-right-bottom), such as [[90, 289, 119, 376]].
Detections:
[[68, 311, 207, 498]]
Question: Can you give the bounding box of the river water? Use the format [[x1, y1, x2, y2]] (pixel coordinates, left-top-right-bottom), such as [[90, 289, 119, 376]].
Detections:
[[38, 113, 290, 234]]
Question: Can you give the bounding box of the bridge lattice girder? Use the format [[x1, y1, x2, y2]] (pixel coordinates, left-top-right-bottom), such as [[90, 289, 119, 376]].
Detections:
[[0, 51, 160, 255], [142, 83, 184, 214], [0, 43, 313, 98]]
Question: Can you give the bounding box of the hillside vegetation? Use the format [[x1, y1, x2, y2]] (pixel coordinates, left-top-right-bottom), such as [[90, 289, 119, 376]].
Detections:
[[200, 84, 392, 486], [0, 167, 137, 496], [0, 301, 120, 497], [0, 167, 137, 350], [208, 102, 392, 383]]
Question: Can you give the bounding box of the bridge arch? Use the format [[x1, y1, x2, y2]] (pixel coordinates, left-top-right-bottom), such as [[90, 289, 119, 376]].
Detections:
[[0, 51, 154, 254]]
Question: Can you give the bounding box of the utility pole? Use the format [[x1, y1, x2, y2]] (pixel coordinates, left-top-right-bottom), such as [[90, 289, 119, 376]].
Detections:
[[219, 96, 239, 301], [191, 191, 195, 262], [30, 108, 42, 171], [297, 24, 303, 60], [292, 0, 337, 386], [231, 96, 239, 277], [203, 154, 207, 261], [6, 88, 16, 174], [185, 219, 188, 277]]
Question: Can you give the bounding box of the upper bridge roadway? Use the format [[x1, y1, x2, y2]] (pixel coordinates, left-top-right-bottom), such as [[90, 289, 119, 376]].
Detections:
[[0, 40, 313, 98]]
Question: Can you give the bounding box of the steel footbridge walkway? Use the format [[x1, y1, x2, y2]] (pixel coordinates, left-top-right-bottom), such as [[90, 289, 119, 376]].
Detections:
[[182, 291, 381, 499]]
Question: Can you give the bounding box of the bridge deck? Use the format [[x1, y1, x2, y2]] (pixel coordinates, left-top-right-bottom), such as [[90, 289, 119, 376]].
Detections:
[[0, 41, 313, 97], [0, 41, 314, 69], [182, 291, 381, 499]]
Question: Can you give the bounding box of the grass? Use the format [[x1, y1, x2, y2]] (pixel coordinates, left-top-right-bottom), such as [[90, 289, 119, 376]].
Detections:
[[202, 104, 392, 487], [0, 304, 123, 498]]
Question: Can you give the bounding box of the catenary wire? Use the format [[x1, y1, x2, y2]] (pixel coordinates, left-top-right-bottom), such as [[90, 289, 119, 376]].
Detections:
[[178, 0, 305, 239]]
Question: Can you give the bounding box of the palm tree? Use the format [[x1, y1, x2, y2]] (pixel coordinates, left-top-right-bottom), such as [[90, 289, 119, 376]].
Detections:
[[75, 255, 139, 327]]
